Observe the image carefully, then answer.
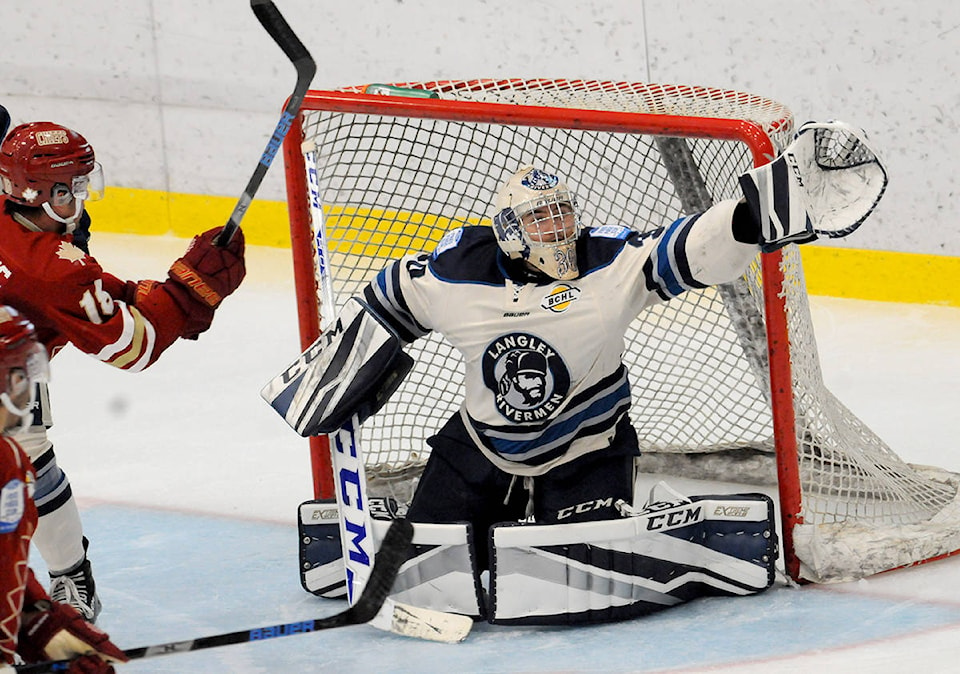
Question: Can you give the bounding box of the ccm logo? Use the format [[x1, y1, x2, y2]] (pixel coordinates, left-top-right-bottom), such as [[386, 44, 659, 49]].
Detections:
[[785, 151, 805, 187], [646, 505, 703, 531], [557, 497, 613, 520]]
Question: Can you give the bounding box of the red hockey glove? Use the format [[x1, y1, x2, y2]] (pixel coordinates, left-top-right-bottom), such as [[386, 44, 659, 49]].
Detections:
[[65, 654, 118, 673], [168, 226, 246, 308], [17, 600, 127, 667]]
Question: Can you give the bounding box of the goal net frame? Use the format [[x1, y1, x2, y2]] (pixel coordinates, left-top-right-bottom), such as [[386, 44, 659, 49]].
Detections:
[[278, 78, 960, 585]]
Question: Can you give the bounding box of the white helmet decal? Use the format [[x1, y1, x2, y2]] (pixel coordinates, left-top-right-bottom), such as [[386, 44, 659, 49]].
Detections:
[[520, 168, 559, 191]]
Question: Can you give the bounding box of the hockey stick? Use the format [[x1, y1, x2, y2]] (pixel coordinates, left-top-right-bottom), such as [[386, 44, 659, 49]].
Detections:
[[329, 417, 472, 643], [14, 519, 415, 673], [215, 0, 316, 247], [306, 149, 470, 643]]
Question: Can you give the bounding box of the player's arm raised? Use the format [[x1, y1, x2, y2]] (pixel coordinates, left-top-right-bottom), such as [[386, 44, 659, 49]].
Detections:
[[38, 227, 244, 372]]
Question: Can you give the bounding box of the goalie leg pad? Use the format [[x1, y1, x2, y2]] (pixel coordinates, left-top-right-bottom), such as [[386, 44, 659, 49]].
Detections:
[[488, 493, 777, 626], [299, 499, 348, 599], [299, 499, 483, 617], [372, 519, 484, 619]]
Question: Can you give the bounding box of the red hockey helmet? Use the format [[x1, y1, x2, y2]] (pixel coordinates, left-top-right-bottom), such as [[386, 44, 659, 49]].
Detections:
[[0, 121, 103, 208], [0, 306, 49, 419]]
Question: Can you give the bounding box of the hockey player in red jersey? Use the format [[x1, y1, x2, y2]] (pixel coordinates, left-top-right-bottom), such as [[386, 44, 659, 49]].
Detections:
[[0, 306, 127, 673], [0, 121, 246, 622]]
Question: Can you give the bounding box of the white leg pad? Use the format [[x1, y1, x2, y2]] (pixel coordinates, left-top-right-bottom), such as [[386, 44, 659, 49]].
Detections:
[[371, 519, 484, 619], [489, 492, 777, 625], [300, 500, 483, 617]]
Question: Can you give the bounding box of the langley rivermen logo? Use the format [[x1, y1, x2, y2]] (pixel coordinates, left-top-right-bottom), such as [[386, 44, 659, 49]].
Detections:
[[541, 284, 581, 313], [482, 332, 569, 423]]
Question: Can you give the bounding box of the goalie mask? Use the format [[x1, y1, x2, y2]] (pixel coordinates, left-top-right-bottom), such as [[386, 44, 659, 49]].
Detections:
[[0, 121, 104, 232], [0, 306, 49, 425], [492, 166, 582, 280]]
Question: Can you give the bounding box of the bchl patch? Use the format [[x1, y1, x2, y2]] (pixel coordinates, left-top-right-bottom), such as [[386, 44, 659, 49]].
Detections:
[[590, 224, 631, 240], [433, 227, 463, 257], [540, 284, 581, 313], [482, 332, 570, 423], [0, 478, 26, 534], [521, 169, 559, 191]]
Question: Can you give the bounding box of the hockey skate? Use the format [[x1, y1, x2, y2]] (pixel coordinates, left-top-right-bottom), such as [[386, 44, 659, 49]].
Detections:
[[49, 537, 102, 623]]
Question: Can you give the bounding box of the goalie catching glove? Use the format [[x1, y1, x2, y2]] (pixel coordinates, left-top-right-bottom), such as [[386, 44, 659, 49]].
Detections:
[[739, 120, 888, 252]]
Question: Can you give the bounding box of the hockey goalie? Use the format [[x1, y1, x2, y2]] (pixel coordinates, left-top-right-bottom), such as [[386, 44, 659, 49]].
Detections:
[[264, 121, 887, 624]]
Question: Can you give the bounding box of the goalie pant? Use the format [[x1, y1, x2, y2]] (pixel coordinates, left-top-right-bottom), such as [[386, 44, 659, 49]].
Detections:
[[298, 493, 777, 625]]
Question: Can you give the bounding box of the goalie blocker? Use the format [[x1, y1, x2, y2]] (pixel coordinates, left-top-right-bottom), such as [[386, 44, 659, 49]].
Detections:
[[299, 486, 778, 625], [260, 297, 413, 436]]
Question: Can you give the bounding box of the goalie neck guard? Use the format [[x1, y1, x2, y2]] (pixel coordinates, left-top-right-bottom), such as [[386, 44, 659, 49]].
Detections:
[[492, 165, 582, 280]]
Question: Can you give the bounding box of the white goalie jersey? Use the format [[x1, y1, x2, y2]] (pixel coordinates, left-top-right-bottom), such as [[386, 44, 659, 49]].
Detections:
[[362, 198, 757, 476]]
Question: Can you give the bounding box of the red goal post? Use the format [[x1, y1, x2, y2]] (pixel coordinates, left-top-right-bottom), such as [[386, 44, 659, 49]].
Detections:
[[279, 78, 960, 584]]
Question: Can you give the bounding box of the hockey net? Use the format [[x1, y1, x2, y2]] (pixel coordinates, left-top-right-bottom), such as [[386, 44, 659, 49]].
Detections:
[[280, 78, 960, 584]]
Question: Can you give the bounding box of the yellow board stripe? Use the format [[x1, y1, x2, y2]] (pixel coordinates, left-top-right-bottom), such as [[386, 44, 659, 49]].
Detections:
[[86, 186, 960, 307], [85, 186, 293, 247], [799, 245, 960, 307], [324, 205, 479, 257]]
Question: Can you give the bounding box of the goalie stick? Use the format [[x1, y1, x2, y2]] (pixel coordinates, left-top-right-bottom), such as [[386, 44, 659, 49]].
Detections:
[[304, 148, 471, 643], [14, 519, 415, 674], [215, 0, 316, 247], [328, 417, 472, 643]]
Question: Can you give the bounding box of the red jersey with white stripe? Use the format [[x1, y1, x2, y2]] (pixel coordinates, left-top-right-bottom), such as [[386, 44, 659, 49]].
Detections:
[[0, 197, 188, 370]]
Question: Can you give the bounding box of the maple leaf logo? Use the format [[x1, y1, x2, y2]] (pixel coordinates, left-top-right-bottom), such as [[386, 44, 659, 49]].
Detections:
[[56, 241, 87, 265]]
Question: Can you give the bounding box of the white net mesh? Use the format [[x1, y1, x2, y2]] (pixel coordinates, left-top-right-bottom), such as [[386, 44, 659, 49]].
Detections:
[[289, 79, 960, 581]]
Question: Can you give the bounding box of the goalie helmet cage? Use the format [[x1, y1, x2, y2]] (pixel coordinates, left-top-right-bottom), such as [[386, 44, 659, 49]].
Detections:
[[279, 78, 960, 585]]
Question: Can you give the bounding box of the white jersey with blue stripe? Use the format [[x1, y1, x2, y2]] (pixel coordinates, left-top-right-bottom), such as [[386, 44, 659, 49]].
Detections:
[[362, 198, 755, 476]]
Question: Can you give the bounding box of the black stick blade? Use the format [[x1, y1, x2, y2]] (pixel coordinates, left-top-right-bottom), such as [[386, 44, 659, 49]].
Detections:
[[348, 518, 413, 623], [250, 0, 315, 73]]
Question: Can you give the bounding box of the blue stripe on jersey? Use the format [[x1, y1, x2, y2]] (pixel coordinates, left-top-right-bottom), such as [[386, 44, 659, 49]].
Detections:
[[363, 262, 428, 343], [470, 369, 632, 466], [670, 216, 709, 291], [651, 216, 689, 297], [645, 214, 708, 299], [488, 386, 631, 461]]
